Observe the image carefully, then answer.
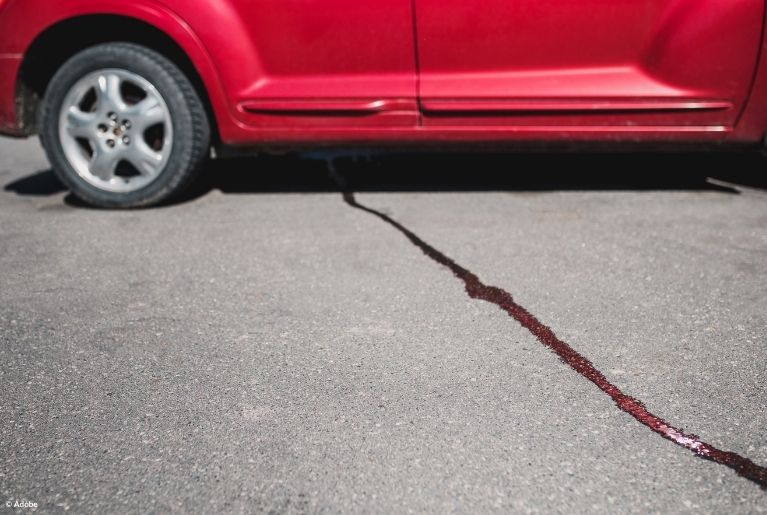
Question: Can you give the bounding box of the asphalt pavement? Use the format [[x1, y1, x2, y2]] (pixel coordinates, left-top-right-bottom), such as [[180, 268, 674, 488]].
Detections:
[[1, 136, 766, 513]]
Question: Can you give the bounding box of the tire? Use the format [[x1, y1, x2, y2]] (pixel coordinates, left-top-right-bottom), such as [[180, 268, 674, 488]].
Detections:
[[40, 42, 210, 208]]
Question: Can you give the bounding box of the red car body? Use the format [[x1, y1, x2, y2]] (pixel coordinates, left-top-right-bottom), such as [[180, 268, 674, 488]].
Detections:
[[2, 0, 767, 147]]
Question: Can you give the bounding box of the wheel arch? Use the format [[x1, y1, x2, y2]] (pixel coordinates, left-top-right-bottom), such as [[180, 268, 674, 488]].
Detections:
[[17, 13, 225, 143]]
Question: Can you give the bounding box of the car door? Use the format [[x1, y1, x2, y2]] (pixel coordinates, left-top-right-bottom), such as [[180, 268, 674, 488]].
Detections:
[[234, 0, 418, 127], [414, 0, 764, 128]]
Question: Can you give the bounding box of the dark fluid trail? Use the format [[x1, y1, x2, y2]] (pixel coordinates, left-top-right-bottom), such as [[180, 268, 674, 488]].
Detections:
[[334, 176, 766, 489]]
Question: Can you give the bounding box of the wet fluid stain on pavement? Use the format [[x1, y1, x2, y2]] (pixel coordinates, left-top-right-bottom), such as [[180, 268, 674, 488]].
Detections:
[[3, 136, 767, 511], [330, 168, 767, 490]]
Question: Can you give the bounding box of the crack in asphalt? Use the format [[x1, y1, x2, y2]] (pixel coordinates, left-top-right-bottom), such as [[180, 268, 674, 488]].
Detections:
[[328, 165, 767, 490]]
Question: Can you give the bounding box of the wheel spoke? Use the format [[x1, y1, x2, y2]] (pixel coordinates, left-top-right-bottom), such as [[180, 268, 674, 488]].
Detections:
[[96, 73, 124, 110], [125, 141, 164, 176], [89, 147, 120, 181], [65, 107, 96, 138], [127, 96, 165, 131]]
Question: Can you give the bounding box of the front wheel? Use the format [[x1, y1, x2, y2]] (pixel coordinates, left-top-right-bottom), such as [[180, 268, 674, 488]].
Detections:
[[40, 42, 210, 208]]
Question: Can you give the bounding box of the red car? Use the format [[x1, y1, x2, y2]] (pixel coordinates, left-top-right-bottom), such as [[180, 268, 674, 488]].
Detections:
[[1, 0, 766, 207]]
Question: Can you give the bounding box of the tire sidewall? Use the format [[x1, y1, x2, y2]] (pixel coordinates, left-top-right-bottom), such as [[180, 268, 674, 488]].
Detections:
[[41, 43, 207, 208]]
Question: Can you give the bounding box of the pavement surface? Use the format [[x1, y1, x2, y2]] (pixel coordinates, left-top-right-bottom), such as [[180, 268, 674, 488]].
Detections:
[[1, 136, 766, 513]]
